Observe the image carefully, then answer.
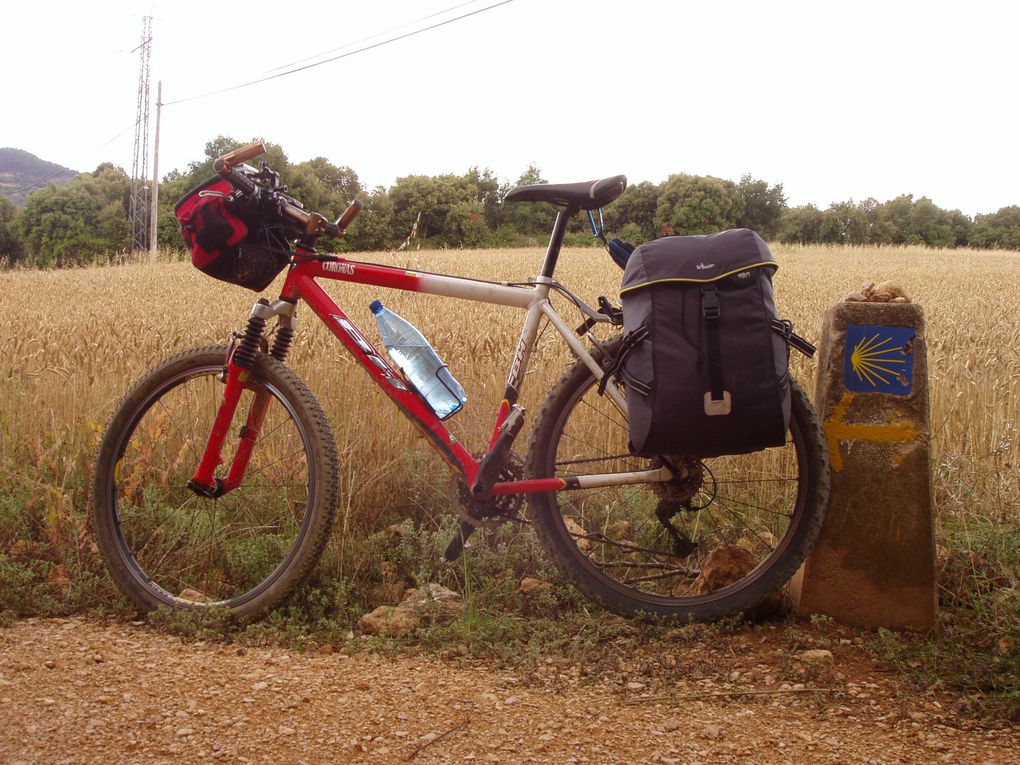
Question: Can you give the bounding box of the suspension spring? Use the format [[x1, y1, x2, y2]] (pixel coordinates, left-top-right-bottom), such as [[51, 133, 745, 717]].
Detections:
[[233, 314, 267, 370], [270, 324, 294, 362]]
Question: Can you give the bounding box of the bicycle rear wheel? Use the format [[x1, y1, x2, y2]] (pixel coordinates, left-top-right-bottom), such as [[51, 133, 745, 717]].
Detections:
[[525, 337, 829, 623], [92, 346, 338, 620]]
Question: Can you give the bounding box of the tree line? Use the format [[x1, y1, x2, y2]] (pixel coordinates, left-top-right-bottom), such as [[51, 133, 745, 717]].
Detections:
[[2, 135, 1018, 268]]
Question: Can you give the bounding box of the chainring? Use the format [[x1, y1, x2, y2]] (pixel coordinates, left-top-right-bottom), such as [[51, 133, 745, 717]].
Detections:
[[454, 453, 526, 528]]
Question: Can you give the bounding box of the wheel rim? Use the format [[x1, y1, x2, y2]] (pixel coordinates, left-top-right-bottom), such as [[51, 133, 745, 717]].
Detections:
[[541, 373, 809, 610], [104, 362, 317, 610]]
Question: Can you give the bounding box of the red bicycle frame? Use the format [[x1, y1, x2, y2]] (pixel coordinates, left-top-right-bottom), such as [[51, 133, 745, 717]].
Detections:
[[188, 234, 672, 501]]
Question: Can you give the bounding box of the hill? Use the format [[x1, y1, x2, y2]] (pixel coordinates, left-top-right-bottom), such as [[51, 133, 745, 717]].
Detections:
[[0, 147, 78, 206]]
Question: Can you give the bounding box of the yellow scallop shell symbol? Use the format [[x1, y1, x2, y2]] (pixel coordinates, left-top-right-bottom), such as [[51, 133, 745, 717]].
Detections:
[[850, 333, 907, 387]]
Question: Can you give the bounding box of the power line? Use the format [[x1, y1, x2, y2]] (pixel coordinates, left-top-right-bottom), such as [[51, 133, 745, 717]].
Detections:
[[162, 0, 512, 107], [8, 167, 77, 195], [96, 123, 136, 150], [260, 0, 483, 75], [5, 121, 133, 194], [8, 1, 512, 193]]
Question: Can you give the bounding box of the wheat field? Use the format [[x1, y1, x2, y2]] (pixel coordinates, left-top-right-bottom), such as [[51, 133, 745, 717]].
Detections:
[[1, 245, 1017, 553]]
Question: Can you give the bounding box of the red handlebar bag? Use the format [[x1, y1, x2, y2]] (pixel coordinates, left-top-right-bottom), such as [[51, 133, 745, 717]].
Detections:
[[174, 177, 290, 292]]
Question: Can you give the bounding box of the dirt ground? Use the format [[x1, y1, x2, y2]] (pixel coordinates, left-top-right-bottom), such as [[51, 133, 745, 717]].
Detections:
[[1, 617, 1016, 765]]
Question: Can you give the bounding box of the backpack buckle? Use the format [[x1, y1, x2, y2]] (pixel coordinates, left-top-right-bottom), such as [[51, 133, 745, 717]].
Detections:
[[701, 287, 721, 320], [704, 391, 732, 416]]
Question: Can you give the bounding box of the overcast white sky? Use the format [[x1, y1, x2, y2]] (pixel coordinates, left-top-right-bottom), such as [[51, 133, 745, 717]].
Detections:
[[2, 0, 1016, 216]]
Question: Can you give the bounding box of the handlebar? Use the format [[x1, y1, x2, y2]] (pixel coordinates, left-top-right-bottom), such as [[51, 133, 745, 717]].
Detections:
[[335, 199, 364, 232], [214, 141, 267, 172], [212, 141, 362, 241], [220, 166, 261, 198]]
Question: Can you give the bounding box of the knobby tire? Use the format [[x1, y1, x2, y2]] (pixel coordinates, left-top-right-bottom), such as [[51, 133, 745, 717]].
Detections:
[[525, 337, 829, 623], [92, 346, 339, 620]]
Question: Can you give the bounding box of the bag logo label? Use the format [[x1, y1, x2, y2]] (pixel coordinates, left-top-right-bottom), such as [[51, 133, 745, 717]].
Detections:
[[696, 262, 716, 270]]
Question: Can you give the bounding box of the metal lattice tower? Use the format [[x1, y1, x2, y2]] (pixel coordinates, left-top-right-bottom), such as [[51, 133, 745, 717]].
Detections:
[[129, 16, 153, 253]]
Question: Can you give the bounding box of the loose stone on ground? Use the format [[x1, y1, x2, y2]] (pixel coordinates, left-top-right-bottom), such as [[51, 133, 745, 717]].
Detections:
[[0, 618, 1016, 765]]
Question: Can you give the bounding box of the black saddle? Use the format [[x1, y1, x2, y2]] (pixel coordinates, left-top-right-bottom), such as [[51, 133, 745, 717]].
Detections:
[[504, 175, 627, 210]]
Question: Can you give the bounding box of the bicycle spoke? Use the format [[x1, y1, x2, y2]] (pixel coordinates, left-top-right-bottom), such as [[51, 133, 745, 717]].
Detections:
[[120, 492, 199, 559], [528, 336, 824, 622], [151, 375, 218, 467], [151, 495, 209, 583], [95, 350, 337, 617], [238, 447, 309, 484]]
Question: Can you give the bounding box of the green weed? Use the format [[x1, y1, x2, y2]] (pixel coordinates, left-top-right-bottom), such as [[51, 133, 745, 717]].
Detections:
[[875, 517, 1019, 722]]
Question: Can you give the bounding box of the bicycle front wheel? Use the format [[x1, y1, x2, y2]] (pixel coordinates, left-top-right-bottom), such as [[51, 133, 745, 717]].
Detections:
[[525, 338, 829, 623], [92, 346, 339, 620]]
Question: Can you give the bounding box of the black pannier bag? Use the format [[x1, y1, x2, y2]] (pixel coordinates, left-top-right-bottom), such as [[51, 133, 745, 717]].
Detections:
[[174, 177, 292, 292], [613, 228, 808, 458]]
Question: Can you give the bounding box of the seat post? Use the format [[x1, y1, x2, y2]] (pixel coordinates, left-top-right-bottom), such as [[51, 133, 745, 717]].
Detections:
[[539, 207, 576, 279]]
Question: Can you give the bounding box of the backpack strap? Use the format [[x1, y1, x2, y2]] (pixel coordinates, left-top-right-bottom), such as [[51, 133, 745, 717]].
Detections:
[[770, 319, 816, 357], [597, 324, 649, 396], [701, 287, 731, 415]]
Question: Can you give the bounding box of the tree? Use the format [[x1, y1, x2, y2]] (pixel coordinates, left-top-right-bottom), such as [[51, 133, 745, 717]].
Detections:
[[284, 165, 335, 220], [611, 181, 661, 243], [514, 163, 545, 187], [908, 197, 955, 248], [388, 174, 479, 247], [153, 169, 195, 252], [465, 166, 502, 230], [445, 202, 490, 248], [777, 204, 825, 244], [296, 157, 361, 201], [858, 197, 894, 244], [736, 174, 786, 238], [183, 136, 289, 185], [874, 194, 917, 244], [654, 174, 745, 236], [17, 129, 1006, 265], [866, 194, 971, 248], [499, 164, 556, 244], [971, 206, 1020, 250], [819, 200, 870, 244], [0, 194, 23, 263], [946, 209, 973, 247], [14, 163, 131, 266], [346, 187, 395, 251]]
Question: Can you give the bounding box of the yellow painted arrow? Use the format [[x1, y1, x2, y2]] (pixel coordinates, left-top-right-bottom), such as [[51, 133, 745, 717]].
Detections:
[[823, 392, 919, 472]]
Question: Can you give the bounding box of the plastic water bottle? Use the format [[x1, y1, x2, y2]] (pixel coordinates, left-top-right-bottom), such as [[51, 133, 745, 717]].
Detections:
[[370, 300, 467, 419]]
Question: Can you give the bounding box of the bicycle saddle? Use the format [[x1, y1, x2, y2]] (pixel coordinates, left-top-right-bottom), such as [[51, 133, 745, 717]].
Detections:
[[505, 175, 627, 210]]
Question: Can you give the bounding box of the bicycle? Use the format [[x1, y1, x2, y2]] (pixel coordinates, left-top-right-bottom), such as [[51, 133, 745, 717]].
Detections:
[[92, 142, 829, 623]]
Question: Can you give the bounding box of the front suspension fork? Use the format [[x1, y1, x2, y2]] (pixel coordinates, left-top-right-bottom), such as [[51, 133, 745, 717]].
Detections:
[[187, 300, 295, 498]]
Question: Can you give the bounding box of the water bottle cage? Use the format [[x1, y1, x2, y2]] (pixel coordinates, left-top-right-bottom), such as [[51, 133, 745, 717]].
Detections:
[[401, 364, 461, 420]]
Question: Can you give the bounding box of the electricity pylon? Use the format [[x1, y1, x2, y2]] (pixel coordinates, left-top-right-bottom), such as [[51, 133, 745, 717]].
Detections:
[[129, 16, 152, 253]]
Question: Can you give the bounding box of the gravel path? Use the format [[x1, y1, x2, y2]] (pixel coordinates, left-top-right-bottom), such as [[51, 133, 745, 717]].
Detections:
[[1, 618, 1016, 764]]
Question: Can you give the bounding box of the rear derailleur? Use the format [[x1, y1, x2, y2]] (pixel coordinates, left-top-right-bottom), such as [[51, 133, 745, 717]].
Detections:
[[653, 457, 715, 559]]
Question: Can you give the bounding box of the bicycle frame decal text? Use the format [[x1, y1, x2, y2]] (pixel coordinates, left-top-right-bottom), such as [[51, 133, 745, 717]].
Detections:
[[323, 261, 356, 276], [507, 336, 528, 390], [330, 314, 408, 392]]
